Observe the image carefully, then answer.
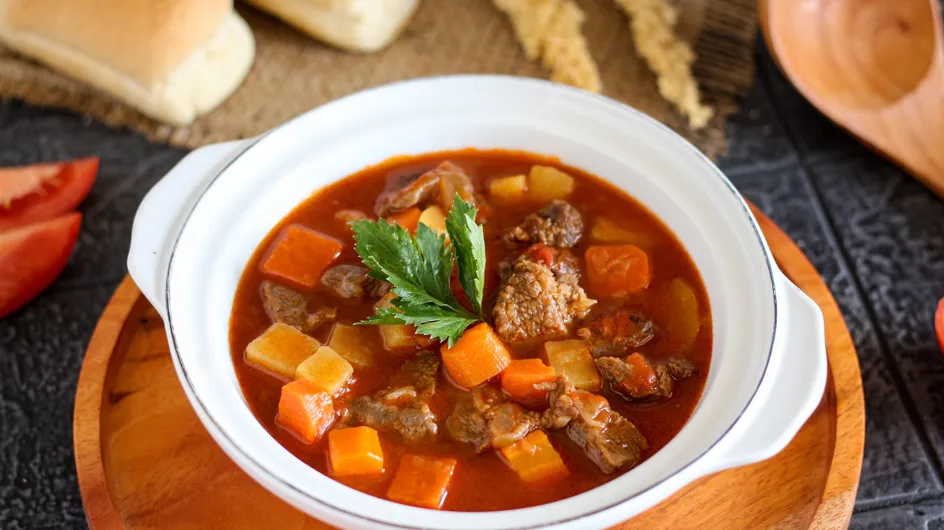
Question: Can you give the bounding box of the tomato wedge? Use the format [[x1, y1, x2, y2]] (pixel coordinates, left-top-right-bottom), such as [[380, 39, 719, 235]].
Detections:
[[0, 213, 82, 318], [0, 158, 98, 231], [936, 298, 944, 354]]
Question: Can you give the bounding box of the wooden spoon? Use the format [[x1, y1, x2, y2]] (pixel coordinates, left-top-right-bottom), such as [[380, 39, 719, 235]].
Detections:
[[760, 0, 944, 197]]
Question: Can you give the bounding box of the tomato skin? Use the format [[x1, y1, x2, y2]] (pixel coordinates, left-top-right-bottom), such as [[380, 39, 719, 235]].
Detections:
[[936, 298, 944, 354], [0, 213, 82, 318], [0, 157, 98, 231]]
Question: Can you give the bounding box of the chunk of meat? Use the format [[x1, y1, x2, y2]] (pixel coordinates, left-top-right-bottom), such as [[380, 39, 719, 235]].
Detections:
[[307, 306, 338, 331], [401, 354, 441, 397], [493, 258, 596, 343], [321, 264, 391, 299], [446, 400, 491, 452], [567, 406, 648, 474], [540, 376, 648, 473], [500, 244, 581, 282], [446, 386, 542, 452], [260, 281, 337, 331], [577, 309, 655, 356], [345, 391, 438, 443], [504, 200, 584, 248], [596, 353, 696, 401], [375, 162, 477, 216]]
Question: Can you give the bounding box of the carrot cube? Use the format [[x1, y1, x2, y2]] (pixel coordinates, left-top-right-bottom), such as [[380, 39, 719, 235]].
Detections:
[[386, 207, 422, 234], [246, 322, 321, 379], [387, 455, 457, 509], [500, 430, 569, 483], [441, 323, 511, 389], [262, 225, 343, 288], [328, 426, 384, 476], [277, 379, 335, 444], [585, 245, 650, 297], [501, 359, 557, 406]]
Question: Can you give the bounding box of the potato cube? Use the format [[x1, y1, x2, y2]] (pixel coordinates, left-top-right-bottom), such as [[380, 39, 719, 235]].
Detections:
[[327, 323, 376, 367], [489, 174, 528, 200], [500, 430, 569, 483], [418, 206, 447, 234], [295, 346, 354, 395], [590, 217, 656, 248], [528, 166, 575, 201], [375, 293, 423, 352], [543, 339, 600, 392], [246, 322, 321, 379]]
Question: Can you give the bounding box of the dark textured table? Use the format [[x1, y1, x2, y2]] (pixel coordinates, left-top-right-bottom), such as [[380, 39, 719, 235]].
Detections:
[[2, 40, 943, 530]]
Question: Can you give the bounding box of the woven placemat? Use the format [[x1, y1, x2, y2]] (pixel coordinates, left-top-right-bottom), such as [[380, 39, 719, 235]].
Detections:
[[0, 0, 756, 158]]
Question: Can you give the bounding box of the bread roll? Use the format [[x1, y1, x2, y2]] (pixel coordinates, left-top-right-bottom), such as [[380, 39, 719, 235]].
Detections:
[[244, 0, 419, 53], [0, 0, 256, 125]]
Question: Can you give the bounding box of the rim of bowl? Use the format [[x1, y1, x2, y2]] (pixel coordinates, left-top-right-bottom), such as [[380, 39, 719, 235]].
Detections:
[[163, 75, 777, 529]]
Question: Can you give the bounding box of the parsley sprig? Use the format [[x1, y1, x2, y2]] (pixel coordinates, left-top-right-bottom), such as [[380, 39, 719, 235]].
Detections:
[[352, 195, 486, 347]]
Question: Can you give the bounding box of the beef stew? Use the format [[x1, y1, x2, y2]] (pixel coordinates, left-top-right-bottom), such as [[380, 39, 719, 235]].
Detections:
[[229, 149, 712, 511]]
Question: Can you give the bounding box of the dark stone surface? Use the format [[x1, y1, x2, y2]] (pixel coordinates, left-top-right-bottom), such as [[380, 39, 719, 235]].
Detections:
[[2, 39, 944, 529]]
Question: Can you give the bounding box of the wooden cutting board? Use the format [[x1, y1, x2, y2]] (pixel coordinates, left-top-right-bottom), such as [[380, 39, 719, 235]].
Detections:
[[73, 205, 865, 529]]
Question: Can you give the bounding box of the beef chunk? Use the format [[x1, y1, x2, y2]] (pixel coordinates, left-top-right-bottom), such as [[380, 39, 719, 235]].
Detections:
[[321, 264, 390, 299], [577, 310, 655, 356], [541, 376, 648, 473], [260, 281, 336, 331], [595, 353, 695, 401], [500, 244, 581, 282], [307, 306, 338, 331], [401, 354, 440, 397], [493, 257, 595, 343], [446, 386, 542, 452], [567, 405, 648, 474], [504, 200, 583, 248], [376, 161, 477, 216], [346, 390, 438, 442], [446, 400, 491, 452]]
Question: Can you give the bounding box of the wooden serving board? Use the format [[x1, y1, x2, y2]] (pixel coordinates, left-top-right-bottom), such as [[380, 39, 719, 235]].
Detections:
[[74, 206, 865, 529]]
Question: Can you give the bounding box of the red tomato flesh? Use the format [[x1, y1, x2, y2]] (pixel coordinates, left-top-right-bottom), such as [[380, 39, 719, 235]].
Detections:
[[0, 158, 98, 231], [0, 213, 82, 318], [935, 298, 944, 354]]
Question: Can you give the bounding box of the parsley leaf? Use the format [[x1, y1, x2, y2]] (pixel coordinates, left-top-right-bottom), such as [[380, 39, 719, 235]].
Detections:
[[445, 194, 486, 317], [351, 194, 486, 347]]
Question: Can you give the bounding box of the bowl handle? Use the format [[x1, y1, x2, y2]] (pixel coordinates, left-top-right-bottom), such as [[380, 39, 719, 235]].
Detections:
[[127, 140, 253, 317], [704, 273, 828, 472]]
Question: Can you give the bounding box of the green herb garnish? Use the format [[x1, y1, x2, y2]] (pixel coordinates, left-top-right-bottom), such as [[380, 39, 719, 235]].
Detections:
[[352, 195, 487, 347]]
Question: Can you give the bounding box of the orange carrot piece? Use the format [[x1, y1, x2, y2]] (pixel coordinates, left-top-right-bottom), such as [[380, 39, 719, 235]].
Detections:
[[386, 207, 422, 233], [328, 426, 384, 476], [585, 244, 650, 296], [387, 454, 457, 509], [277, 379, 335, 444], [441, 323, 512, 389], [262, 225, 343, 288], [501, 359, 557, 406], [500, 430, 569, 483]]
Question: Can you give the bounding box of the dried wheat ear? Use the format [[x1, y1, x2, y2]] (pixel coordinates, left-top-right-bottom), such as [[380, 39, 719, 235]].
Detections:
[[494, 0, 713, 130], [492, 0, 602, 94], [615, 0, 713, 129]]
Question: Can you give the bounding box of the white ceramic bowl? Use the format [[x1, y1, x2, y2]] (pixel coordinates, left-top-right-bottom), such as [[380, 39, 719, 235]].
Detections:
[[127, 76, 827, 530]]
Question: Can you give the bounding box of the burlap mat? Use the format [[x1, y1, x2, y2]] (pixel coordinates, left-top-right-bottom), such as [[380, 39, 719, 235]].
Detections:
[[0, 0, 756, 158]]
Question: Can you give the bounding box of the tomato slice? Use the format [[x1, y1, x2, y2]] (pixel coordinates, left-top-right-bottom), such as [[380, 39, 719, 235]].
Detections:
[[936, 298, 944, 353], [0, 213, 82, 318], [0, 157, 98, 231]]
